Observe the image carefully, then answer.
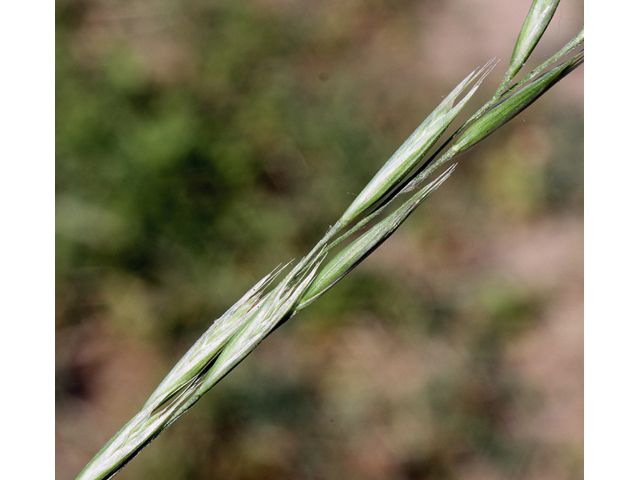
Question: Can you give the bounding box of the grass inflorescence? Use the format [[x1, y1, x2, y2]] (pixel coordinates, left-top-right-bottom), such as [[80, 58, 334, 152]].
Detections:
[[75, 1, 583, 478]]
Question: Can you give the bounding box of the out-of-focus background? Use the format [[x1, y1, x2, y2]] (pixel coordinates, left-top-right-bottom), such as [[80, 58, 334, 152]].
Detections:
[[55, 0, 583, 478]]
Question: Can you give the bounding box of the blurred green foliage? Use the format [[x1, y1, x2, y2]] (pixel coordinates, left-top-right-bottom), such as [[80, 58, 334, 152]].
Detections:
[[56, 1, 583, 479]]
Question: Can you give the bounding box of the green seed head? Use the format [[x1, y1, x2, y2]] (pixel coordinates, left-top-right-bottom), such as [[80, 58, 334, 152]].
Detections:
[[503, 0, 560, 87], [453, 54, 582, 154], [337, 62, 493, 227], [299, 165, 456, 310]]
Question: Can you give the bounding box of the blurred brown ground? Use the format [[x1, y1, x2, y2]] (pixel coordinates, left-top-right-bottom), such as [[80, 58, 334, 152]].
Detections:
[[56, 0, 583, 479]]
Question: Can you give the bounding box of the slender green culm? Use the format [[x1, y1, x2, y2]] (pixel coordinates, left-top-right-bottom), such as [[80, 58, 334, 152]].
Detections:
[[75, 1, 583, 478]]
